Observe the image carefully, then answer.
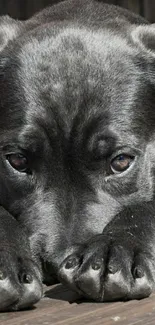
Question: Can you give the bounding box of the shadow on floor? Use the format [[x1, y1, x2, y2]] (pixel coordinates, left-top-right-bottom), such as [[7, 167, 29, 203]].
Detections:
[[43, 284, 86, 304]]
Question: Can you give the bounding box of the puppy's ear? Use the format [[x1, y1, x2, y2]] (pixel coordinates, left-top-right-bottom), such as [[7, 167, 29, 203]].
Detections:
[[0, 15, 23, 52], [131, 24, 155, 56]]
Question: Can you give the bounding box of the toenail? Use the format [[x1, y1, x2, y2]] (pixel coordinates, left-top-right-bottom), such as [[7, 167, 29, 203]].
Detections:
[[0, 271, 5, 280], [65, 257, 78, 269], [21, 274, 33, 284], [108, 264, 118, 274], [133, 267, 144, 279], [92, 260, 102, 270]]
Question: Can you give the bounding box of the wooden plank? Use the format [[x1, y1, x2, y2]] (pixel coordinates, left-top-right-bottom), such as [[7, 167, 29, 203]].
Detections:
[[117, 0, 141, 14], [1, 0, 155, 22], [0, 0, 7, 15], [6, 0, 24, 19], [0, 285, 155, 324], [143, 0, 155, 22]]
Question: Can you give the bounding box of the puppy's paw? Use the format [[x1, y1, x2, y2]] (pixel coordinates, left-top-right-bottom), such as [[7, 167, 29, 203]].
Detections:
[[58, 237, 155, 301], [0, 250, 42, 311]]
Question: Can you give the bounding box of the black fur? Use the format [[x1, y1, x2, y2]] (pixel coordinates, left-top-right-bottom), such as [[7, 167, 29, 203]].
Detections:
[[0, 0, 155, 310]]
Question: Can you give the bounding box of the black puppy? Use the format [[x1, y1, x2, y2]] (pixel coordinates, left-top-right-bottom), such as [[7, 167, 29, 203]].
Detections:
[[0, 0, 155, 311]]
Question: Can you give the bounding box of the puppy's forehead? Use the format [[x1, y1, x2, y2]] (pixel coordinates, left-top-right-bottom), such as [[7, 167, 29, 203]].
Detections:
[[1, 25, 146, 148], [16, 27, 141, 132]]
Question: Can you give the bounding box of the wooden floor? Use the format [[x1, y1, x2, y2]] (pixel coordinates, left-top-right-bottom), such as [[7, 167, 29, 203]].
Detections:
[[1, 284, 155, 325]]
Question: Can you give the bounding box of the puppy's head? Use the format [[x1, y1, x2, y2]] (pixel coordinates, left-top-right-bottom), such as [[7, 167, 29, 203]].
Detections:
[[0, 20, 155, 269]]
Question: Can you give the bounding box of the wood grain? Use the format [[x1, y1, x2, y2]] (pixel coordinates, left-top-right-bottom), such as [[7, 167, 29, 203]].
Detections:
[[0, 284, 155, 325]]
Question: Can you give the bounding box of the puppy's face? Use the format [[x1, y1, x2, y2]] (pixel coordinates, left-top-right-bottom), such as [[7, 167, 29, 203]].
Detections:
[[0, 26, 155, 269]]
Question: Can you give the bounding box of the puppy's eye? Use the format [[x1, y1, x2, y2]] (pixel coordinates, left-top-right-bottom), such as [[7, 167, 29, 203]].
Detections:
[[6, 153, 29, 173], [110, 154, 134, 173]]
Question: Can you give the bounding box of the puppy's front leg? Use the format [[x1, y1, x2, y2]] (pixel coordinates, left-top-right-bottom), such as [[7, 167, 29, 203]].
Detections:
[[0, 206, 42, 311], [59, 203, 155, 301]]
